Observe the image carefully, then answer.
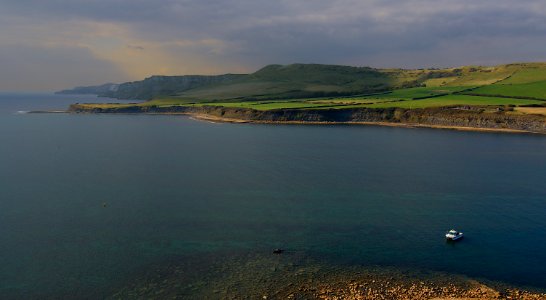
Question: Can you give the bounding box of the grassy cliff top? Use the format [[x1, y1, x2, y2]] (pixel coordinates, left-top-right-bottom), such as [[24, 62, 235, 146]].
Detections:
[[71, 62, 546, 112]]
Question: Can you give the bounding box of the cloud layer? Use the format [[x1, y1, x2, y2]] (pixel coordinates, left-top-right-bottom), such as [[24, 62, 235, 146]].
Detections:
[[2, 0, 546, 90]]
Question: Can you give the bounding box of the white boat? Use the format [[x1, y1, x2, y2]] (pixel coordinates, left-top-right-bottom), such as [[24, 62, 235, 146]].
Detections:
[[445, 229, 463, 241]]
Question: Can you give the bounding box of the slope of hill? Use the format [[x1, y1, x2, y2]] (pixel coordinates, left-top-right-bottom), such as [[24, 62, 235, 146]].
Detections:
[[461, 63, 546, 100], [171, 64, 428, 102], [58, 64, 433, 101], [56, 83, 119, 95], [61, 62, 546, 110], [99, 74, 246, 100]]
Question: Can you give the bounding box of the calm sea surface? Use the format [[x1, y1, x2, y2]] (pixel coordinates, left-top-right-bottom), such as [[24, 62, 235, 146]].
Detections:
[[1, 93, 545, 297]]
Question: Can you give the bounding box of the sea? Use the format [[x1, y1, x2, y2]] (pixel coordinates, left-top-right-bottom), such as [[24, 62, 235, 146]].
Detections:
[[0, 92, 545, 298]]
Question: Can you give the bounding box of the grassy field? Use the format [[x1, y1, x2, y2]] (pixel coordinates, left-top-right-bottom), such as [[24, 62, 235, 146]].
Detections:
[[443, 66, 514, 86], [501, 63, 546, 84], [75, 62, 546, 114], [362, 95, 544, 108], [179, 94, 543, 111], [360, 86, 472, 100], [466, 80, 546, 99], [78, 92, 546, 112], [194, 101, 336, 110]]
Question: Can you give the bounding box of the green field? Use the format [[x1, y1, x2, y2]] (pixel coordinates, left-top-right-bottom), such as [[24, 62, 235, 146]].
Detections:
[[466, 80, 546, 100], [171, 94, 543, 111], [442, 66, 513, 86], [360, 86, 472, 100], [76, 62, 546, 113], [500, 64, 546, 84], [195, 101, 335, 110], [362, 95, 544, 109], [80, 90, 546, 112]]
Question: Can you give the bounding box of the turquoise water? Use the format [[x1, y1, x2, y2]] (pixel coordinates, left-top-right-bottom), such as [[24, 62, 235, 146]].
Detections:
[[0, 93, 545, 297]]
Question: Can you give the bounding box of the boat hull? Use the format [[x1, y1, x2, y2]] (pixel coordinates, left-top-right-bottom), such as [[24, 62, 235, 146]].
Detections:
[[446, 234, 464, 241]]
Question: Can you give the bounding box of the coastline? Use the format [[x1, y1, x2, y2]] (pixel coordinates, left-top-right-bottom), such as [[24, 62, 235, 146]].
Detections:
[[65, 104, 546, 134], [32, 107, 545, 135], [189, 113, 536, 134]]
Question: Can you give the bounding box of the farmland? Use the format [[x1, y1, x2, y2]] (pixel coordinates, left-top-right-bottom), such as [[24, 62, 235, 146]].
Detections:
[[69, 62, 546, 116], [467, 80, 546, 100]]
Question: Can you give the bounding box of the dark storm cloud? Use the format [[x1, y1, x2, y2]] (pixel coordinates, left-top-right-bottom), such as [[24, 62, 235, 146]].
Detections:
[[2, 0, 546, 89]]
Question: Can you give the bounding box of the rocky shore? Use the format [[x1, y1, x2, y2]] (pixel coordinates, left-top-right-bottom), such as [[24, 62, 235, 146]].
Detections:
[[108, 251, 546, 299], [68, 104, 546, 134]]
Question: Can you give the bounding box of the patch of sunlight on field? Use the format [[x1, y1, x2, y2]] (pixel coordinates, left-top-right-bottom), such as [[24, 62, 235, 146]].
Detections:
[[196, 101, 336, 110], [424, 77, 459, 87], [444, 68, 513, 87], [309, 98, 393, 105], [515, 107, 546, 116], [501, 65, 546, 84], [146, 98, 199, 105]]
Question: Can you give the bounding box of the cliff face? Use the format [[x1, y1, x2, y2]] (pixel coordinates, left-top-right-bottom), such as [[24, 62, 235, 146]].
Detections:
[[68, 104, 546, 133]]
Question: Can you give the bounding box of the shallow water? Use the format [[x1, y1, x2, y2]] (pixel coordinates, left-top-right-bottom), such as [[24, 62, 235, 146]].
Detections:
[[0, 93, 545, 298]]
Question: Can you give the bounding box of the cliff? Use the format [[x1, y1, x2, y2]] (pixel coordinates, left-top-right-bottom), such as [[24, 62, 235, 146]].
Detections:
[[68, 104, 546, 134]]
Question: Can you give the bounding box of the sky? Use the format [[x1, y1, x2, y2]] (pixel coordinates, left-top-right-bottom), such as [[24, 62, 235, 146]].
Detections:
[[1, 0, 546, 91]]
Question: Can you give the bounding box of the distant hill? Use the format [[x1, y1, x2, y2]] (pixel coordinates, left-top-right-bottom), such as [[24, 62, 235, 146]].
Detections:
[[58, 64, 427, 101], [56, 83, 119, 95], [58, 62, 546, 103], [171, 64, 425, 102], [99, 74, 246, 100]]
